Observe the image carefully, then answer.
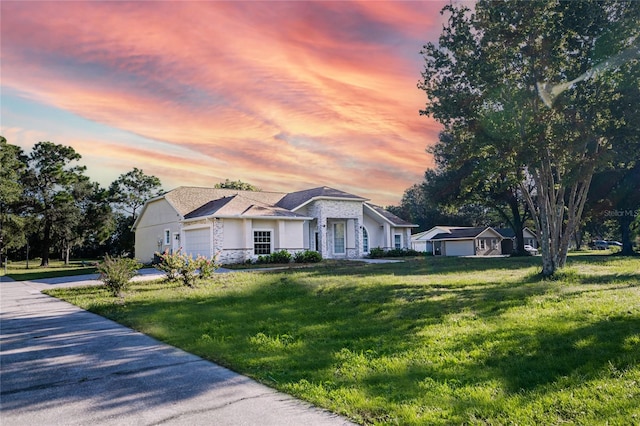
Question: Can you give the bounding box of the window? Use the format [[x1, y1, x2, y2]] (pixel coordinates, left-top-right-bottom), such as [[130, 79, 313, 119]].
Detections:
[[164, 229, 171, 245], [394, 234, 402, 249], [254, 231, 271, 255], [362, 227, 369, 253], [334, 223, 345, 254], [478, 239, 486, 250]]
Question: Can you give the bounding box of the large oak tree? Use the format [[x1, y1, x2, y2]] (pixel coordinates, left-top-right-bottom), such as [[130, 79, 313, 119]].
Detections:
[[419, 0, 640, 275]]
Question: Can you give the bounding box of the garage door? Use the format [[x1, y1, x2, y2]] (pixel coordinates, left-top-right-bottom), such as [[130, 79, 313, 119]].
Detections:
[[184, 228, 211, 258], [445, 241, 475, 256]]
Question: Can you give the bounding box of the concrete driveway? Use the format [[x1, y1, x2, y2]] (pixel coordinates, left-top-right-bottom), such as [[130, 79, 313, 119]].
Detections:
[[0, 273, 355, 425]]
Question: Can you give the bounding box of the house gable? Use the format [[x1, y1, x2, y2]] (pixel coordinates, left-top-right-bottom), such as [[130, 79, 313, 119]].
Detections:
[[278, 186, 367, 211]]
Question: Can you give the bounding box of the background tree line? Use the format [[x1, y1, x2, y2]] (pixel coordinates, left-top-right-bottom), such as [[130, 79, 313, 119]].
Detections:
[[0, 136, 163, 267], [389, 0, 639, 275]]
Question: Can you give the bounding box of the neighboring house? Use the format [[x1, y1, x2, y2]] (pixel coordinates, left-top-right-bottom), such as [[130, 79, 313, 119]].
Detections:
[[495, 227, 538, 254], [410, 226, 454, 253], [411, 226, 503, 256], [133, 186, 417, 264]]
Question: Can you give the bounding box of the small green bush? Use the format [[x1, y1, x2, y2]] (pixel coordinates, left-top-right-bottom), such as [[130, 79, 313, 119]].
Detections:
[[256, 250, 292, 264], [97, 255, 141, 297], [271, 250, 292, 264], [368, 247, 420, 259], [294, 250, 322, 263], [368, 247, 386, 258]]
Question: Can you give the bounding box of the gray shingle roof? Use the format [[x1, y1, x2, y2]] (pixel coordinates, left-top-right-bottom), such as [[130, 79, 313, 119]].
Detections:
[[366, 203, 416, 227], [277, 186, 367, 210], [495, 228, 516, 238], [164, 187, 286, 216], [184, 194, 307, 219], [430, 227, 489, 240], [155, 185, 414, 226]]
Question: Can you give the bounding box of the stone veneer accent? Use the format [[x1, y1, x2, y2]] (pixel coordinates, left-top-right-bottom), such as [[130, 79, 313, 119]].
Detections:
[[308, 199, 363, 259]]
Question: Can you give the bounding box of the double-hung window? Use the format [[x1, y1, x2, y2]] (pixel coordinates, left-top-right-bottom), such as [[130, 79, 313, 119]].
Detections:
[[254, 231, 272, 255]]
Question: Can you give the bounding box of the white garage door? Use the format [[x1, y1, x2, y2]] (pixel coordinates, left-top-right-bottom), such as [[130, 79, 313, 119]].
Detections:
[[184, 228, 211, 259], [445, 241, 475, 256]]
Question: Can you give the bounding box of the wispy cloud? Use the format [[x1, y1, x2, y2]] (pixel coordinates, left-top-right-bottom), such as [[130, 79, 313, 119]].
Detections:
[[0, 0, 451, 205]]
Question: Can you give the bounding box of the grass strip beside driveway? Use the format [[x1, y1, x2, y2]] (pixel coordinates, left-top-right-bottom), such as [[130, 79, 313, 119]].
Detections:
[[47, 255, 640, 425]]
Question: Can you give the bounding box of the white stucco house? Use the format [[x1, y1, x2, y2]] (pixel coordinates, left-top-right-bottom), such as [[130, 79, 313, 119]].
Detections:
[[133, 186, 417, 264], [411, 226, 504, 256]]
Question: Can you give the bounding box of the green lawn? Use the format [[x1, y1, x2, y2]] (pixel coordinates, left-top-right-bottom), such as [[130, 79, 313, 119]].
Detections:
[[47, 254, 640, 425], [1, 259, 98, 281]]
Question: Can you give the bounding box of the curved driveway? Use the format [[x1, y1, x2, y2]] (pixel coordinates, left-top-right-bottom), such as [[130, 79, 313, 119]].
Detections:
[[0, 272, 355, 425]]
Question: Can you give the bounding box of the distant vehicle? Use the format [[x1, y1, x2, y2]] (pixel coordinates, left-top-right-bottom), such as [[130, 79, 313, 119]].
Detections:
[[524, 244, 539, 255], [607, 241, 622, 247], [594, 240, 609, 250]]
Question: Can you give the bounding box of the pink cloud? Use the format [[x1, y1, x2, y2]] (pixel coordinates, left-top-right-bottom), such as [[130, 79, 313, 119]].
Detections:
[[0, 0, 449, 205]]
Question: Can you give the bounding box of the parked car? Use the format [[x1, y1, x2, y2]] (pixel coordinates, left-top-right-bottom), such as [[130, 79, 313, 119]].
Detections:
[[524, 244, 539, 255], [607, 241, 622, 247], [594, 240, 609, 250]]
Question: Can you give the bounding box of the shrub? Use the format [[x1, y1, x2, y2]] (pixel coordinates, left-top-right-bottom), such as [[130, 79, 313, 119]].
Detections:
[[368, 247, 386, 258], [256, 250, 292, 264], [178, 255, 199, 287], [269, 250, 292, 264], [155, 250, 218, 287], [368, 247, 420, 259], [196, 254, 220, 279], [294, 250, 322, 263], [154, 250, 183, 281], [97, 255, 141, 297]]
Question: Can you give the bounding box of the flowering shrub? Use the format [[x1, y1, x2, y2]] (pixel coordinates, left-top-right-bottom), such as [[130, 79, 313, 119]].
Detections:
[[195, 254, 220, 280], [154, 249, 182, 281], [155, 249, 219, 287], [97, 255, 141, 297]]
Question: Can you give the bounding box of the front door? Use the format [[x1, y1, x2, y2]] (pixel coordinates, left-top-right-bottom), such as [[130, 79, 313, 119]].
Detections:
[[434, 241, 442, 256], [172, 232, 180, 254]]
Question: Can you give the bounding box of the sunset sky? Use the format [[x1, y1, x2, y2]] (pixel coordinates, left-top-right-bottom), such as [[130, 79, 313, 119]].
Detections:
[[1, 0, 462, 206]]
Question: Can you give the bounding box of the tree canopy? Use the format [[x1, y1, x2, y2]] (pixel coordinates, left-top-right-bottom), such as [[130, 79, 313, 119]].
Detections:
[[0, 137, 27, 263], [108, 167, 163, 221], [214, 179, 260, 191], [419, 0, 640, 275]]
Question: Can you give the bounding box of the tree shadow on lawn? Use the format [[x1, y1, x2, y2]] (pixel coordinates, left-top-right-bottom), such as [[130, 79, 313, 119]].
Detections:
[[355, 314, 640, 422], [70, 261, 640, 423], [306, 255, 542, 278], [83, 270, 568, 380]]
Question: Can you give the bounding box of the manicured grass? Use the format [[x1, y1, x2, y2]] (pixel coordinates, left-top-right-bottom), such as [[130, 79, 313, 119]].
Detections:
[[2, 259, 98, 281], [47, 254, 640, 425]]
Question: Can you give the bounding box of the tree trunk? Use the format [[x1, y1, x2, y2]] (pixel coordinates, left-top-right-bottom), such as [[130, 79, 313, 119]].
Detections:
[[573, 227, 583, 251], [620, 215, 634, 256], [510, 198, 527, 256], [65, 243, 71, 265], [40, 220, 51, 267]]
